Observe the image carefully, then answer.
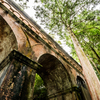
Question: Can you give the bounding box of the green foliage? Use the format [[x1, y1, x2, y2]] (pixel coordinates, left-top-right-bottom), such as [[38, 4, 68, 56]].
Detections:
[[12, 0, 29, 9], [74, 20, 100, 79], [34, 0, 100, 79], [33, 74, 47, 100]]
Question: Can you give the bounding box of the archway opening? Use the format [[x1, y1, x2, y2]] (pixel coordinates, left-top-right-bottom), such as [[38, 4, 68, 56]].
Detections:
[[36, 53, 73, 100], [77, 76, 86, 89], [33, 73, 47, 100], [76, 76, 92, 100]]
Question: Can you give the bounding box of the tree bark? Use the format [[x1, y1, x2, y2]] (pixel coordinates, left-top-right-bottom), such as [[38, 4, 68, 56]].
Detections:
[[67, 27, 100, 100], [83, 50, 100, 75]]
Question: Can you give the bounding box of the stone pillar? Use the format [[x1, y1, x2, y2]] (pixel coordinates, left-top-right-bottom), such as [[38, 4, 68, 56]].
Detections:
[[20, 68, 36, 100], [0, 50, 40, 100], [0, 60, 26, 100]]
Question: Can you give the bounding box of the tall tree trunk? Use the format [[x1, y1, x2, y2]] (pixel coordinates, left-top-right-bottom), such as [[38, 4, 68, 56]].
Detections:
[[84, 50, 100, 75], [67, 27, 100, 100]]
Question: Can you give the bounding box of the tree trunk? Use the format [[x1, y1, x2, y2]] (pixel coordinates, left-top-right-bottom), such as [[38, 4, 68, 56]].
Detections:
[[84, 50, 100, 75], [67, 27, 100, 100]]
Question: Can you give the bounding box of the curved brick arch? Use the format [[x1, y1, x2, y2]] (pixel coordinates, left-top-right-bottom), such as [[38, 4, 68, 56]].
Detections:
[[37, 53, 77, 100], [0, 10, 29, 57], [0, 15, 18, 63]]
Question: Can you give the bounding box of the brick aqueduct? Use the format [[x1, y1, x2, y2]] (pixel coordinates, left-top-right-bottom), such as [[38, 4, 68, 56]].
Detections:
[[0, 0, 92, 100]]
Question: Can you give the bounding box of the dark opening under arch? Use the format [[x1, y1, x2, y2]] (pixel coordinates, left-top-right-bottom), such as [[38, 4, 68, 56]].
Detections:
[[37, 53, 74, 100], [77, 76, 86, 89], [76, 76, 92, 100]]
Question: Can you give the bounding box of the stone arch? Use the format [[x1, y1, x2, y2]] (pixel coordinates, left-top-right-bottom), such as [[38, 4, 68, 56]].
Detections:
[[0, 15, 18, 63], [37, 53, 76, 100]]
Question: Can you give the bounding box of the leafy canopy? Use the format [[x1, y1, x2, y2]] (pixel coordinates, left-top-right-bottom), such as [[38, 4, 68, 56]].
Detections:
[[34, 0, 100, 78]]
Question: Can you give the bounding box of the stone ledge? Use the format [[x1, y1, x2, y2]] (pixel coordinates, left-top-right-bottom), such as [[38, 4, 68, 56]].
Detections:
[[48, 86, 81, 99], [0, 50, 42, 71]]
